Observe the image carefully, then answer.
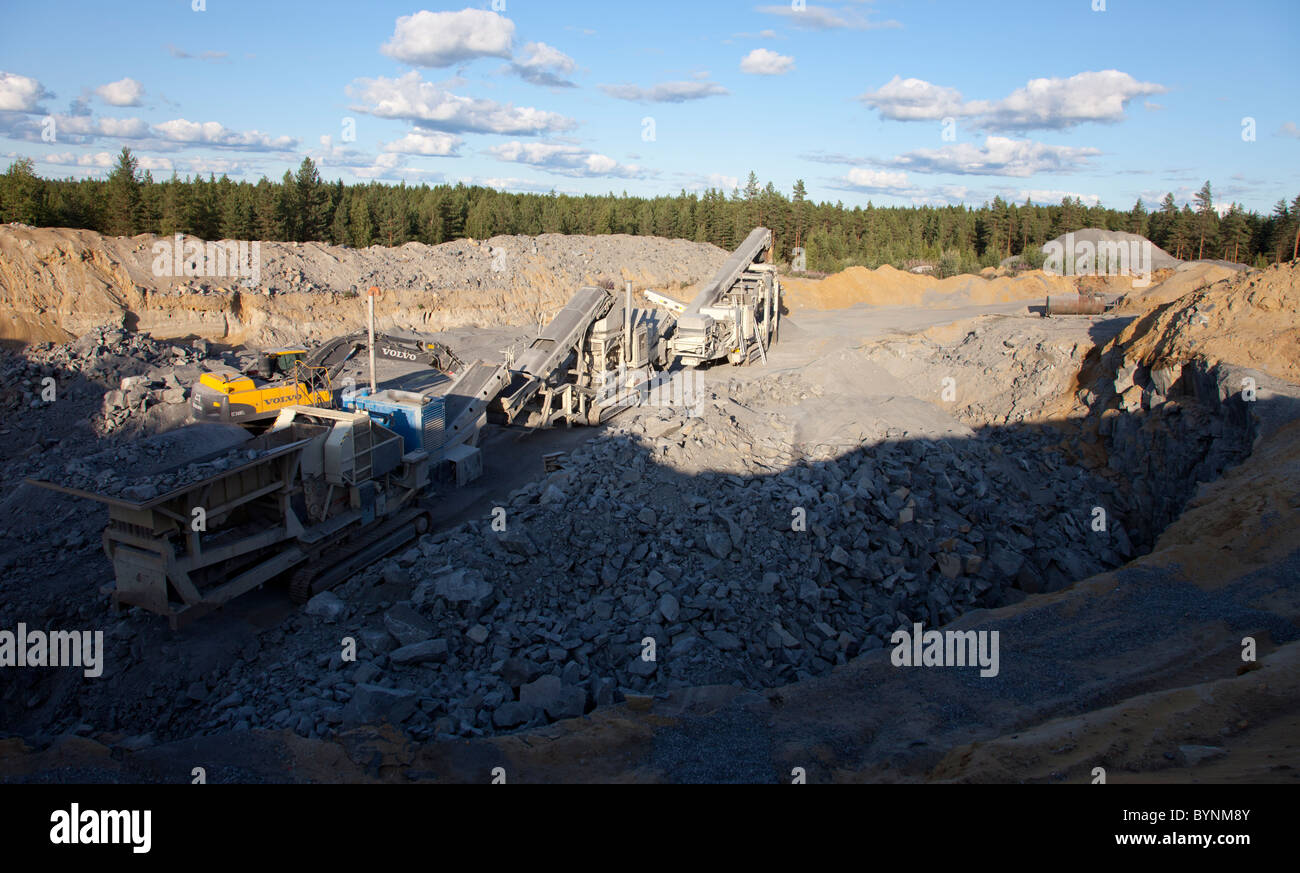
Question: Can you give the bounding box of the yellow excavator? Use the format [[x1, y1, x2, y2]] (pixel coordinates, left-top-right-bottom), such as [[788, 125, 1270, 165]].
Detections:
[[190, 348, 332, 425], [190, 332, 463, 425]]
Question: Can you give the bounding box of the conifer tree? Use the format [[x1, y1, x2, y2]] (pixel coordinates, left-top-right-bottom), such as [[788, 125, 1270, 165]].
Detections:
[[105, 147, 141, 236]]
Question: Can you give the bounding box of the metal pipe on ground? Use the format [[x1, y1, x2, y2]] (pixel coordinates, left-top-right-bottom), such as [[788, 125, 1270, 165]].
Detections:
[[1045, 294, 1108, 316]]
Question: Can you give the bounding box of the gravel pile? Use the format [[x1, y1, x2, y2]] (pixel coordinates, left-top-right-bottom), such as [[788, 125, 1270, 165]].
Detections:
[[1041, 228, 1182, 272], [0, 326, 227, 434]]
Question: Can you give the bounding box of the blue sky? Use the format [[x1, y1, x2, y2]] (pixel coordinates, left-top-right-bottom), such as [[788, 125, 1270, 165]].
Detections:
[[1, 0, 1296, 212]]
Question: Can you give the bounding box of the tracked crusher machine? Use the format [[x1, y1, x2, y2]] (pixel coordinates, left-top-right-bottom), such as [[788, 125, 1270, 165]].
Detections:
[[438, 226, 782, 446], [30, 407, 433, 627], [671, 227, 781, 367]]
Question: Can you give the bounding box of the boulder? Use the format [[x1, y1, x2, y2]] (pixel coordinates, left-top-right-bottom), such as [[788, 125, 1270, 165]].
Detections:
[[383, 604, 435, 646], [345, 684, 417, 726], [657, 593, 680, 623], [497, 656, 543, 688], [519, 674, 586, 720], [705, 530, 732, 559], [390, 638, 449, 665], [304, 591, 346, 622], [492, 701, 534, 729], [433, 569, 493, 605]]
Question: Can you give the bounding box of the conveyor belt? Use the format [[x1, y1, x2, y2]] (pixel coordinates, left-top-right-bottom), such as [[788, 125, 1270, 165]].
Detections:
[[441, 359, 511, 448], [682, 227, 772, 317]]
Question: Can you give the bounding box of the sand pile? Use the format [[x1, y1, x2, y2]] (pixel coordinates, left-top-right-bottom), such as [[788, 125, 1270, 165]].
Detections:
[[1114, 261, 1300, 387], [1115, 262, 1243, 310], [782, 264, 1075, 311]]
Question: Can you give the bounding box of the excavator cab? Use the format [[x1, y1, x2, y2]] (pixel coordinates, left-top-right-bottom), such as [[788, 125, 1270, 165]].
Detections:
[[251, 348, 308, 381]]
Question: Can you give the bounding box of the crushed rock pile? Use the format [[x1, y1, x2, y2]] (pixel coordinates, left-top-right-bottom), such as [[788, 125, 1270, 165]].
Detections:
[[847, 314, 1101, 428], [0, 325, 224, 434], [1041, 228, 1182, 272], [56, 444, 264, 501], [8, 321, 1149, 747]]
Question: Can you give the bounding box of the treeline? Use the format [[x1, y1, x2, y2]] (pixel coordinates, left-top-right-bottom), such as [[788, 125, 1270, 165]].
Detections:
[[3, 148, 1298, 274]]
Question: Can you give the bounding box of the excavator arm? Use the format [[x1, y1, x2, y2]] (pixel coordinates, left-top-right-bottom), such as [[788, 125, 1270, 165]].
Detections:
[[305, 331, 465, 380]]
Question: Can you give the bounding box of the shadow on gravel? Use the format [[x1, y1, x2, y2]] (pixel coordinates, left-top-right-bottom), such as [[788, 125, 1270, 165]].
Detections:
[[1, 346, 1297, 784]]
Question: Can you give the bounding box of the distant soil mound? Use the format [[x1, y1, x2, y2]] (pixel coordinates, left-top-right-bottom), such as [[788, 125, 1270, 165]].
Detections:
[[783, 229, 1251, 312], [781, 263, 1075, 310], [0, 225, 727, 347]]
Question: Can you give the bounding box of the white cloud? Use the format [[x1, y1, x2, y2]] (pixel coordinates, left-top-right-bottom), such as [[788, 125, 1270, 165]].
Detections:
[[314, 133, 367, 163], [348, 72, 575, 135], [909, 185, 974, 206], [982, 70, 1166, 131], [153, 119, 297, 150], [886, 136, 1100, 177], [1016, 189, 1101, 207], [755, 4, 901, 30], [671, 171, 742, 192], [599, 80, 729, 103], [459, 175, 568, 194], [858, 75, 969, 121], [42, 151, 173, 172], [510, 41, 578, 87], [859, 69, 1166, 131], [1278, 121, 1300, 139], [0, 71, 51, 112], [182, 157, 247, 175], [0, 112, 293, 154], [841, 167, 911, 191], [824, 168, 981, 204], [383, 131, 462, 156], [99, 117, 151, 137], [44, 114, 152, 140], [487, 141, 647, 178], [350, 152, 426, 181], [94, 78, 144, 107], [312, 139, 447, 182], [740, 48, 794, 75], [708, 172, 740, 191], [382, 9, 514, 67]]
